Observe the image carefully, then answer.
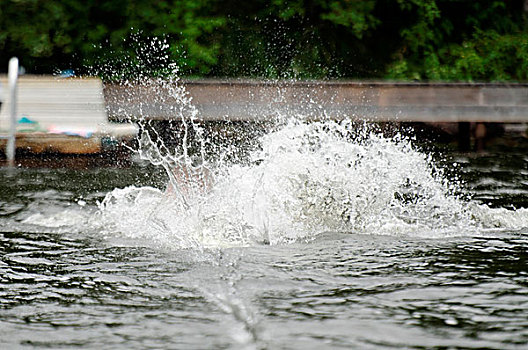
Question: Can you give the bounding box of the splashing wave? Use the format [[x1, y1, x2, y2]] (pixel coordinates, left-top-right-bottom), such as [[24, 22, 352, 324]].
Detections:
[[98, 119, 528, 248]]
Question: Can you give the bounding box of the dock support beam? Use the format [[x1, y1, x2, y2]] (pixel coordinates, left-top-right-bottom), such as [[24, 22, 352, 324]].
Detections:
[[457, 122, 471, 152], [6, 57, 18, 166]]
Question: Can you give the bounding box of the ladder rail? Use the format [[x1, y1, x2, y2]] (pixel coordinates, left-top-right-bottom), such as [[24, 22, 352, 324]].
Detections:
[[1, 57, 18, 166]]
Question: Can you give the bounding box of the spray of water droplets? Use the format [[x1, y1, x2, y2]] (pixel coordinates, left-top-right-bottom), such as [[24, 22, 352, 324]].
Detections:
[[93, 38, 528, 249]]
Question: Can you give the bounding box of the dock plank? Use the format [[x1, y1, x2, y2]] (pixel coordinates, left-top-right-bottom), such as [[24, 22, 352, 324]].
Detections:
[[104, 80, 528, 123]]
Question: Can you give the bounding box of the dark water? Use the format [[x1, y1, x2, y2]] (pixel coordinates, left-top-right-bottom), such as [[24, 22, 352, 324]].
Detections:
[[0, 145, 527, 349]]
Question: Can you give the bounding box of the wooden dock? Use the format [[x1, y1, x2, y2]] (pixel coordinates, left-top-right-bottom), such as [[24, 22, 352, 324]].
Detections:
[[1, 78, 527, 158], [104, 80, 528, 123], [0, 76, 137, 155]]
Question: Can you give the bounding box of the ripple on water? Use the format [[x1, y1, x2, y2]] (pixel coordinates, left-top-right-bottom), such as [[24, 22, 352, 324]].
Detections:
[[0, 224, 527, 348], [1, 134, 527, 349]]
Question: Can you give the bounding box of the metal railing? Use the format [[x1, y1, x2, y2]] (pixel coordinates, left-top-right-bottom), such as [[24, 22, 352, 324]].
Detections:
[[0, 57, 19, 166]]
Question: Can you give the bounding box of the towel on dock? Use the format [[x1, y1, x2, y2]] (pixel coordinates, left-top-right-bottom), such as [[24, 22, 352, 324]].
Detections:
[[6, 117, 95, 138], [16, 116, 46, 133], [47, 125, 95, 138]]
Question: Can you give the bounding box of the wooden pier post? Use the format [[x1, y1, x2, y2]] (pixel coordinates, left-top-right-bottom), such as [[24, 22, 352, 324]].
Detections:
[[457, 122, 471, 152]]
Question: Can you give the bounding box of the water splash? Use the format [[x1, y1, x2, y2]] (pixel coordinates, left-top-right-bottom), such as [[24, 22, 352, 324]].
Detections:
[[94, 39, 528, 249], [99, 118, 527, 249]]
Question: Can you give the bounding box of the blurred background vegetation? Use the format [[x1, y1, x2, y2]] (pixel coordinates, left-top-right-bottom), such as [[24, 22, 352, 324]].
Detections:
[[0, 0, 527, 81]]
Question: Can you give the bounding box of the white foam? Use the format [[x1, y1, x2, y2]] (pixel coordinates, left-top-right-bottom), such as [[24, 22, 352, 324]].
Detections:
[[91, 40, 527, 248], [98, 119, 528, 249]]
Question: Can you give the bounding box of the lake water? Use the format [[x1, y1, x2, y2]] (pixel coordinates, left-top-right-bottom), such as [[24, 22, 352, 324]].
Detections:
[[1, 123, 527, 349]]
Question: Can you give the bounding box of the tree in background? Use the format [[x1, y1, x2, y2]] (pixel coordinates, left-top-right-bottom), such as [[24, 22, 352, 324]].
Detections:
[[0, 0, 224, 76], [386, 0, 528, 81], [210, 0, 382, 78], [0, 0, 526, 81]]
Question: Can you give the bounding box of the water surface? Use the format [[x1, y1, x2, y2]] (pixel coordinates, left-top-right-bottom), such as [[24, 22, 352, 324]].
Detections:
[[0, 140, 527, 349]]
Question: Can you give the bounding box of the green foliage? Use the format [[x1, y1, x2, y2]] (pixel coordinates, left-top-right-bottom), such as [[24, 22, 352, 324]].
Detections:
[[386, 0, 528, 81], [0, 0, 225, 76], [0, 0, 527, 81]]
